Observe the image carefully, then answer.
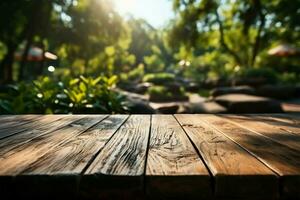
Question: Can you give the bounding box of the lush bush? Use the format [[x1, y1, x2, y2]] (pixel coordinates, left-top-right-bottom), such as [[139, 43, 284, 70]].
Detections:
[[147, 85, 188, 102], [148, 86, 171, 97], [239, 68, 278, 84], [119, 64, 145, 83], [143, 73, 175, 84], [0, 76, 128, 114], [278, 72, 300, 85]]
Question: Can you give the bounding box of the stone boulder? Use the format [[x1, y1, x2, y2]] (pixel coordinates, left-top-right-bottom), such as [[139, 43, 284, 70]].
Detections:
[[210, 86, 255, 97], [186, 102, 227, 114], [150, 102, 180, 114], [214, 94, 283, 113], [126, 98, 156, 114], [133, 82, 153, 94], [149, 94, 189, 102], [232, 77, 268, 87], [184, 82, 200, 92], [116, 89, 155, 114], [164, 82, 182, 94], [257, 85, 299, 100], [118, 82, 152, 94]]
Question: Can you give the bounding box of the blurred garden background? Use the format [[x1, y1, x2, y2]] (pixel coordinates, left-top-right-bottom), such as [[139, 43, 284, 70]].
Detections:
[[0, 0, 299, 114]]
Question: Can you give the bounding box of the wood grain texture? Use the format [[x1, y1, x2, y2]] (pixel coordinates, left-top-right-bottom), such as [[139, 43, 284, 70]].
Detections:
[[22, 115, 128, 175], [0, 116, 105, 176], [256, 114, 300, 135], [82, 115, 151, 200], [224, 115, 300, 151], [175, 114, 278, 200], [0, 115, 64, 139], [11, 115, 127, 199], [0, 115, 82, 159], [204, 114, 300, 199], [146, 115, 211, 199], [0, 115, 38, 129], [0, 114, 300, 200], [258, 114, 300, 125]]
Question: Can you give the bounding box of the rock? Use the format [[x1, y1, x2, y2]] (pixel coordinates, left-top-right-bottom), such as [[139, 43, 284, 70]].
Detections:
[[185, 102, 227, 114], [164, 82, 182, 94], [232, 77, 268, 87], [118, 82, 152, 94], [210, 86, 255, 97], [257, 85, 298, 100], [215, 94, 283, 113], [296, 86, 300, 97], [115, 89, 155, 114], [149, 93, 189, 102], [185, 82, 200, 92], [150, 102, 180, 114], [202, 78, 230, 89], [126, 98, 156, 114], [133, 82, 153, 94], [189, 93, 207, 104], [281, 98, 300, 113]]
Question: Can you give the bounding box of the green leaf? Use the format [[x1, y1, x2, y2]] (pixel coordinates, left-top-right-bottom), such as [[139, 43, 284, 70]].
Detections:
[[69, 78, 80, 86], [105, 46, 115, 56], [79, 82, 87, 92]]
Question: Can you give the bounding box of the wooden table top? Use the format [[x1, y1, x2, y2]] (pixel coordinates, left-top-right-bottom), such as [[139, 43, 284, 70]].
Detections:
[[0, 114, 300, 200]]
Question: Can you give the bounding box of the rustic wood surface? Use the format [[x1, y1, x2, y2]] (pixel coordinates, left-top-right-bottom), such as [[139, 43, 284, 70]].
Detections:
[[0, 114, 300, 200]]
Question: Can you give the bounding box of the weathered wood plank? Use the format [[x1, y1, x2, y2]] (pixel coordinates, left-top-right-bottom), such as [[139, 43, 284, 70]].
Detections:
[[259, 114, 300, 124], [82, 115, 151, 200], [0, 115, 65, 139], [224, 115, 300, 151], [0, 115, 106, 176], [146, 115, 211, 199], [10, 115, 128, 199], [175, 114, 278, 200], [0, 115, 39, 130], [257, 114, 300, 133], [0, 115, 37, 123], [0, 115, 83, 158], [204, 114, 300, 199]]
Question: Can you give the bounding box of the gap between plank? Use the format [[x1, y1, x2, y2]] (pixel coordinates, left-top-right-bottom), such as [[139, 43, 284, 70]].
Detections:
[[222, 115, 300, 153], [142, 114, 153, 195], [202, 115, 283, 198], [79, 115, 130, 176], [203, 115, 281, 177], [0, 115, 64, 140], [173, 114, 215, 195]]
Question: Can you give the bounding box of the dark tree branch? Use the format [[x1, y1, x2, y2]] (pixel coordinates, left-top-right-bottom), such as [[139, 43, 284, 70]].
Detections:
[[251, 0, 265, 66], [214, 9, 243, 65]]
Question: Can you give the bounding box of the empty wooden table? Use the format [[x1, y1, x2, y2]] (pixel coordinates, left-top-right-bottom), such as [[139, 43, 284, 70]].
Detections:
[[0, 114, 300, 200]]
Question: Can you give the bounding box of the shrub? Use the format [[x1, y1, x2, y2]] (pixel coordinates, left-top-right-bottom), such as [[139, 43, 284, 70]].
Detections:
[[278, 72, 300, 85], [0, 75, 128, 114], [240, 68, 278, 84], [147, 85, 188, 102], [120, 64, 145, 83], [143, 73, 175, 84]]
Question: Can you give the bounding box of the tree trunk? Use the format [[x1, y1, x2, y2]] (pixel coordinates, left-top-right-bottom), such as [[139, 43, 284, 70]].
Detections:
[[214, 9, 243, 66], [18, 0, 42, 81], [251, 0, 265, 66], [18, 38, 33, 80], [0, 46, 16, 83], [39, 1, 53, 76]]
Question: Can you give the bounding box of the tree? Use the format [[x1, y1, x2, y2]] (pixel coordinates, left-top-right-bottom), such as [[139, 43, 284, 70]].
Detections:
[[0, 0, 69, 83], [169, 0, 300, 68], [0, 0, 30, 83], [51, 0, 124, 75]]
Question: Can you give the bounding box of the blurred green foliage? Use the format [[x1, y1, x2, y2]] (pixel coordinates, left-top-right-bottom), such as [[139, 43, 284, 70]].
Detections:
[[147, 85, 187, 102], [0, 0, 299, 114], [0, 76, 127, 114], [143, 73, 175, 84]]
